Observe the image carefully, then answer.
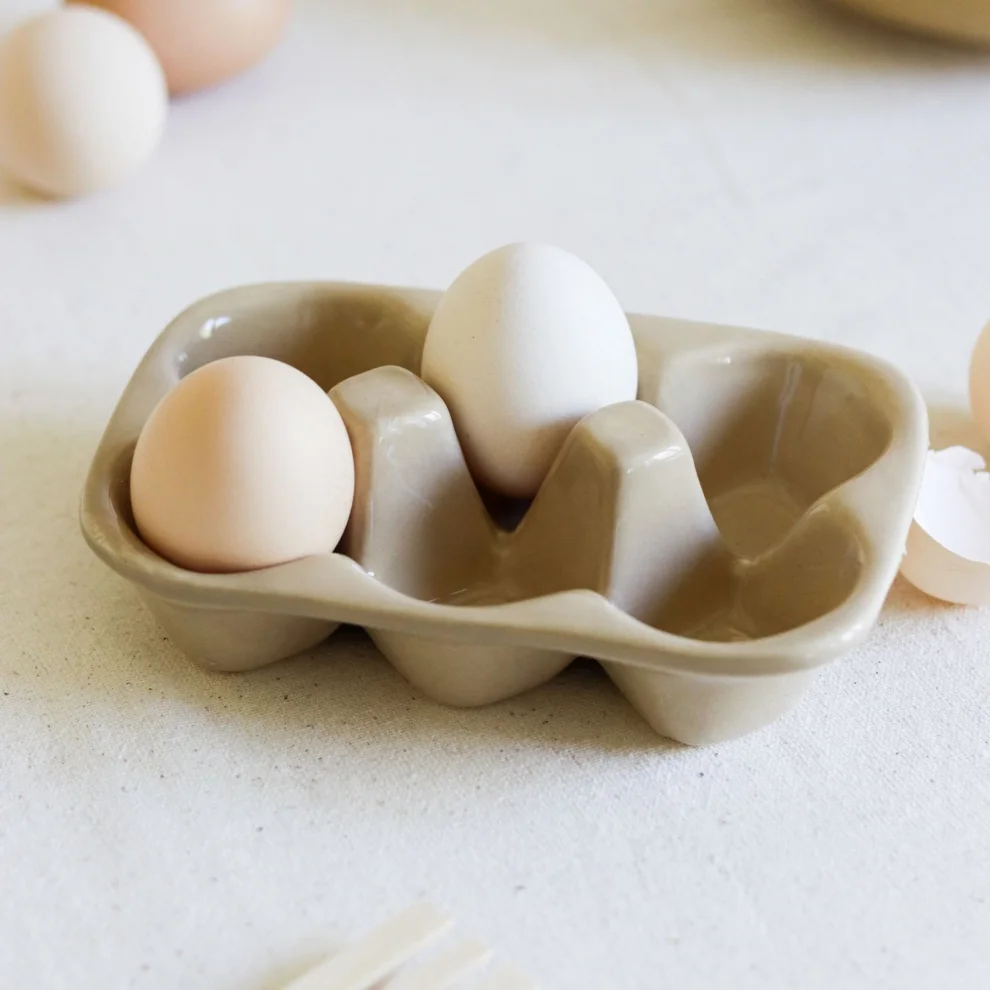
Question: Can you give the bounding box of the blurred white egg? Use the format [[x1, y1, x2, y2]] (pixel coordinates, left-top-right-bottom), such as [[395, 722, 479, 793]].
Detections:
[[970, 319, 990, 443], [0, 6, 167, 198], [421, 243, 639, 498], [899, 446, 990, 605], [131, 356, 355, 573]]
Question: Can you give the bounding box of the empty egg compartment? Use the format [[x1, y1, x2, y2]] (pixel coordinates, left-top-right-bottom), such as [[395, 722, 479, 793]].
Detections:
[[328, 354, 892, 740], [81, 282, 927, 745], [652, 345, 894, 636], [601, 341, 903, 744], [329, 364, 707, 707]]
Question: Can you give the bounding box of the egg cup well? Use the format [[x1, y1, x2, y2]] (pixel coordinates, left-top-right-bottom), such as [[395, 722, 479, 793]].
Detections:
[[80, 283, 927, 745]]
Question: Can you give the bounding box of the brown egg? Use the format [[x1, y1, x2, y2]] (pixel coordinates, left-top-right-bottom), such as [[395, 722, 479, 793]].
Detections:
[[83, 0, 292, 95], [130, 356, 355, 574]]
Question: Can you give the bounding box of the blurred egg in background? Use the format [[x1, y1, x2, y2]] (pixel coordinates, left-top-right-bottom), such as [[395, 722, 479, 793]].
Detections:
[[0, 5, 167, 197], [87, 0, 293, 95]]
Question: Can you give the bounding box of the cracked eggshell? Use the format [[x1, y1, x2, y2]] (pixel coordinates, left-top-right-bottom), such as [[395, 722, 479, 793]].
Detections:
[[970, 320, 990, 444], [421, 243, 639, 499], [900, 446, 990, 605]]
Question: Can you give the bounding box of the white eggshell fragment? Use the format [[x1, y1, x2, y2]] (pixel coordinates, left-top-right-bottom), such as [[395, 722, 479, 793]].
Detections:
[[130, 356, 355, 574], [0, 6, 167, 198], [421, 243, 639, 498], [970, 319, 990, 443], [900, 446, 990, 605]]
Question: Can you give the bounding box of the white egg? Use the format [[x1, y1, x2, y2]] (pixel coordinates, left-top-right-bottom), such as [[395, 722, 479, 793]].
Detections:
[[421, 243, 639, 497], [0, 7, 167, 198], [899, 446, 990, 605], [970, 319, 990, 443]]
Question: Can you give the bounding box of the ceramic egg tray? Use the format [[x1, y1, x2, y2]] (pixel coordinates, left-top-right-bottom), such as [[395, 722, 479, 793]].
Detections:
[[81, 283, 928, 745]]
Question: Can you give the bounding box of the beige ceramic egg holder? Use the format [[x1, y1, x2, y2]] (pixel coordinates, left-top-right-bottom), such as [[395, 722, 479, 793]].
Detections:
[[81, 283, 927, 745]]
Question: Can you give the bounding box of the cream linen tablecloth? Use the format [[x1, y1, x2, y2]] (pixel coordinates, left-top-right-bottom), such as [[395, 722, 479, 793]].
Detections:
[[2, 1, 988, 987]]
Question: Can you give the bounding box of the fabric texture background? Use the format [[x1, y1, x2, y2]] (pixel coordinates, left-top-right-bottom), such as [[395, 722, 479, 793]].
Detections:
[[1, 1, 988, 987]]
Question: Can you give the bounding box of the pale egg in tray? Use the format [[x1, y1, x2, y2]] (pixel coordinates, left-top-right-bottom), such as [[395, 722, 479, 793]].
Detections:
[[81, 256, 928, 746]]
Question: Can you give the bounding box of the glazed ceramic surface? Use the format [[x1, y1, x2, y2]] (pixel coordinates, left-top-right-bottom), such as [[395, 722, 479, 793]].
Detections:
[[80, 283, 927, 745]]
